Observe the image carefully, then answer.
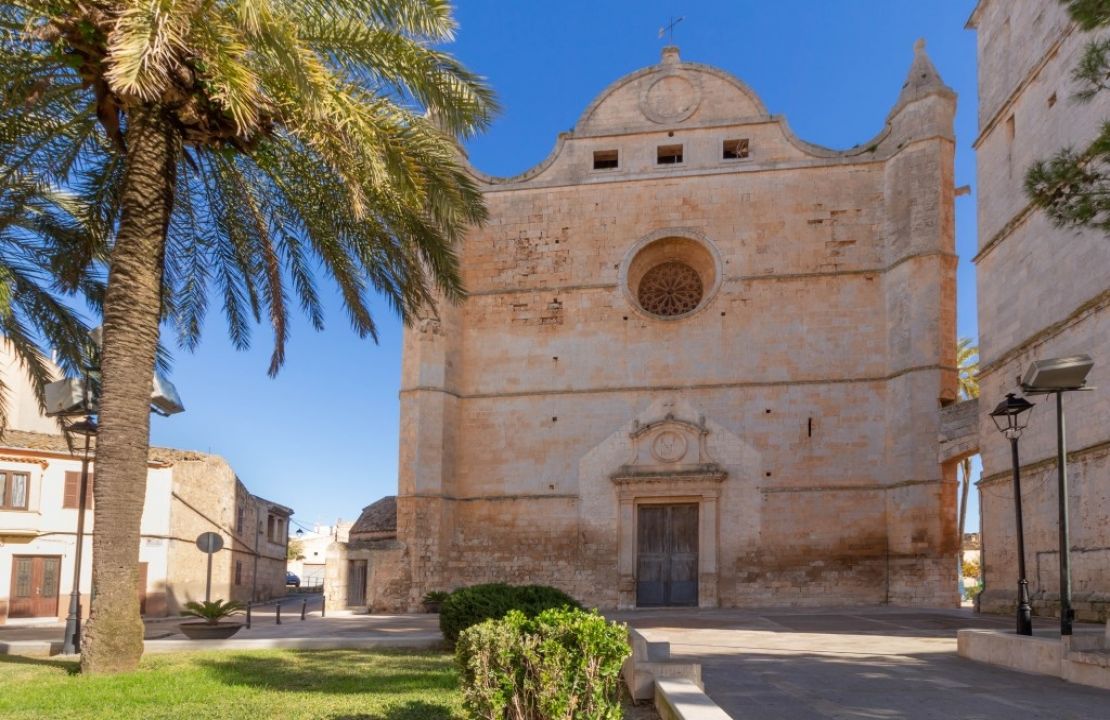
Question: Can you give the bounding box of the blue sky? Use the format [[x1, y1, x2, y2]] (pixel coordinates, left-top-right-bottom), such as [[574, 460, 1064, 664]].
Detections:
[[149, 0, 983, 532]]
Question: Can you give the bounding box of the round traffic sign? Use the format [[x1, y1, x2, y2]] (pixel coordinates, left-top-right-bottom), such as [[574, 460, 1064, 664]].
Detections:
[[195, 531, 224, 554]]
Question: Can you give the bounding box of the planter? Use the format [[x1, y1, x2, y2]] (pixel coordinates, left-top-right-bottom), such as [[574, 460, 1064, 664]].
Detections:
[[179, 622, 243, 640], [423, 602, 442, 614]]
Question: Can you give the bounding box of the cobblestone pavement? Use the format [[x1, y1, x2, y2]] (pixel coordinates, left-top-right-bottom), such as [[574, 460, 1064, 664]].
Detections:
[[616, 607, 1109, 720]]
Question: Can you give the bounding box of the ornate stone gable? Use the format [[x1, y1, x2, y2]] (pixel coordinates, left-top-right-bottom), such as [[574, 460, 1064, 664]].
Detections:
[[611, 413, 727, 485]]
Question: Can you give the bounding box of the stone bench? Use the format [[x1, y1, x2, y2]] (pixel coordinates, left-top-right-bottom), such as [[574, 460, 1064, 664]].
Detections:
[[622, 628, 733, 719]]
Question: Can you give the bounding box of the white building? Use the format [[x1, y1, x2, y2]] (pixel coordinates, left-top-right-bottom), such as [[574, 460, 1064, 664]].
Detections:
[[288, 522, 351, 587], [0, 343, 292, 623]]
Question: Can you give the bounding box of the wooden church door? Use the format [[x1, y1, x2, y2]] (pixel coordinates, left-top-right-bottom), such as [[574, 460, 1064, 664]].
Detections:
[[636, 504, 698, 607]]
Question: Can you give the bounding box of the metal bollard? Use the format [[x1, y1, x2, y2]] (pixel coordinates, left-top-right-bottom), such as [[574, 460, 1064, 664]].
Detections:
[[246, 602, 252, 629], [276, 602, 282, 625], [321, 595, 326, 618], [301, 598, 307, 621]]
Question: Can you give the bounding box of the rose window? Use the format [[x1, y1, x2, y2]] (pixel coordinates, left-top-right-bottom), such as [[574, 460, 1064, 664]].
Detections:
[[636, 262, 704, 317]]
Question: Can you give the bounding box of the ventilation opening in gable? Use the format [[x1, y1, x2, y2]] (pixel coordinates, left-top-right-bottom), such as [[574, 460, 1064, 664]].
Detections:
[[657, 144, 683, 165], [723, 138, 750, 160], [593, 149, 619, 170]]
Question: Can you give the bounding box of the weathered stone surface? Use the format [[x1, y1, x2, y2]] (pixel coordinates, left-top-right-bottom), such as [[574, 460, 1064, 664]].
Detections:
[[372, 45, 959, 611], [938, 398, 979, 463], [969, 0, 1110, 622]]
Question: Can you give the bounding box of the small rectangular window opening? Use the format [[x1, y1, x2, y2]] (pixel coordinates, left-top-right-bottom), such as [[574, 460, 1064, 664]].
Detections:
[[657, 144, 683, 165], [723, 138, 750, 160], [593, 149, 619, 170]]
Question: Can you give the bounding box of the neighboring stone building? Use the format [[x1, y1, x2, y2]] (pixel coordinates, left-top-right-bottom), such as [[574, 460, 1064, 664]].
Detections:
[[325, 497, 397, 611], [0, 345, 292, 623], [368, 44, 960, 611], [969, 1, 1110, 621]]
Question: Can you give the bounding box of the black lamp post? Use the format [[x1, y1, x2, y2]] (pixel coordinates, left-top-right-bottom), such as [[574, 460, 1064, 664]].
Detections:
[[1021, 354, 1095, 636], [989, 393, 1035, 636], [61, 407, 96, 655]]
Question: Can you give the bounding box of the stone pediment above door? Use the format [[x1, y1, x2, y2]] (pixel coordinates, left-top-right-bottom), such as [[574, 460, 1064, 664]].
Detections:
[[611, 413, 727, 484]]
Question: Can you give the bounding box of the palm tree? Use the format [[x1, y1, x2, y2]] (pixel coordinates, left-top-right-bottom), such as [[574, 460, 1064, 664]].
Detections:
[[956, 337, 979, 401], [955, 337, 979, 586], [0, 171, 99, 426], [2, 0, 495, 674]]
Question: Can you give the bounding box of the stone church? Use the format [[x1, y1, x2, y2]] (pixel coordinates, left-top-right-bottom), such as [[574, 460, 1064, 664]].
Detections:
[[365, 43, 960, 611]]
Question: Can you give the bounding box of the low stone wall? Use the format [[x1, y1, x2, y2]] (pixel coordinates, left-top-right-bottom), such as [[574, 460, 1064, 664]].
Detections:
[[623, 629, 732, 719], [655, 679, 732, 720], [958, 625, 1110, 691]]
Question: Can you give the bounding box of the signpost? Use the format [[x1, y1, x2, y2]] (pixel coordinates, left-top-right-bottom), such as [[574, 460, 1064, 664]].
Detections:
[[195, 532, 224, 603]]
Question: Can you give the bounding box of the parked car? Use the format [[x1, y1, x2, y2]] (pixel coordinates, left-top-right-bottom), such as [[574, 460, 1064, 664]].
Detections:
[[285, 572, 300, 588]]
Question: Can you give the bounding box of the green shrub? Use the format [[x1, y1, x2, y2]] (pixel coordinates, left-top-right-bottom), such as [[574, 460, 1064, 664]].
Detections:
[[439, 583, 582, 644], [456, 607, 630, 720]]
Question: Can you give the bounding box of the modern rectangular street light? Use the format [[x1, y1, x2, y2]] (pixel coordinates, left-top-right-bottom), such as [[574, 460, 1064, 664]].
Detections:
[[1021, 354, 1095, 636]]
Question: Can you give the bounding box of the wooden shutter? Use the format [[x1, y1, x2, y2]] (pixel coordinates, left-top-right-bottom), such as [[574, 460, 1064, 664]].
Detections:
[[64, 472, 78, 508], [63, 471, 94, 509]]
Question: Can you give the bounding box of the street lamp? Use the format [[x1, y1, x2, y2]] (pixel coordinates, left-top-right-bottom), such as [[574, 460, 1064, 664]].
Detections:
[[989, 393, 1035, 636], [1021, 354, 1095, 636], [54, 372, 96, 656]]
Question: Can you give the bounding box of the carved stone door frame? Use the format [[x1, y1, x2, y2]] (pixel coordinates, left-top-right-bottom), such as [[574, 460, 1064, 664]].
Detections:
[[613, 473, 724, 609]]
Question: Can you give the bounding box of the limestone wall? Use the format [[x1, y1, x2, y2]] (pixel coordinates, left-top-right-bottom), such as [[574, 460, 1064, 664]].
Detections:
[[971, 0, 1110, 621], [386, 46, 958, 611]]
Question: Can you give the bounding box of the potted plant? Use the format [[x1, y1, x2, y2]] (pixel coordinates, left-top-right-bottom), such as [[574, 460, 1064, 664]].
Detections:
[[179, 599, 246, 640], [422, 590, 450, 614]]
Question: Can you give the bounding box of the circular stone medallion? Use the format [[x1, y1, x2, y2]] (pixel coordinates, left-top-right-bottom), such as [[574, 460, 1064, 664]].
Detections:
[[652, 431, 688, 463], [641, 74, 701, 124]]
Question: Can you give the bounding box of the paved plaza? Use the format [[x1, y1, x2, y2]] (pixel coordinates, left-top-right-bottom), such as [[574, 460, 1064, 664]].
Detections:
[[0, 594, 442, 655], [617, 607, 1110, 720], [5, 600, 1110, 719]]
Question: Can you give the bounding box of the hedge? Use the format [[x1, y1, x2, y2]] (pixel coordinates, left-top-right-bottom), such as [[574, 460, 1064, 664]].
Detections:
[[456, 607, 630, 720], [439, 583, 582, 645]]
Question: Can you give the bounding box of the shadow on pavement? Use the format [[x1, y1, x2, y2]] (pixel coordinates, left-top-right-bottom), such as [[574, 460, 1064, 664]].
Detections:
[[688, 646, 1110, 719]]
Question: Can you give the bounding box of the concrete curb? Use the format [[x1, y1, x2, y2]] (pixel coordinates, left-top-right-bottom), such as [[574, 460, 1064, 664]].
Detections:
[[144, 634, 445, 654], [0, 634, 444, 658], [655, 678, 732, 720], [0, 640, 63, 658]]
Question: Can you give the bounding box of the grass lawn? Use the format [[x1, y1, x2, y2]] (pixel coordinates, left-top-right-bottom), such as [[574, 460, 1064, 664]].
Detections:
[[0, 649, 465, 720]]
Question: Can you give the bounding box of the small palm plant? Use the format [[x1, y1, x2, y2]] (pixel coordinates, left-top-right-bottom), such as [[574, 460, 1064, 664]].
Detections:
[[182, 599, 246, 625]]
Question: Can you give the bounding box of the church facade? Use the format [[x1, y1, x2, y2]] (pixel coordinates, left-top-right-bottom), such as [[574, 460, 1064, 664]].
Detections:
[[372, 45, 960, 611]]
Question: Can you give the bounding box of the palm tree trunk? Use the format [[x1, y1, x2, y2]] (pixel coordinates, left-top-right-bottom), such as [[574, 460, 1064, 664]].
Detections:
[[81, 106, 177, 674]]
